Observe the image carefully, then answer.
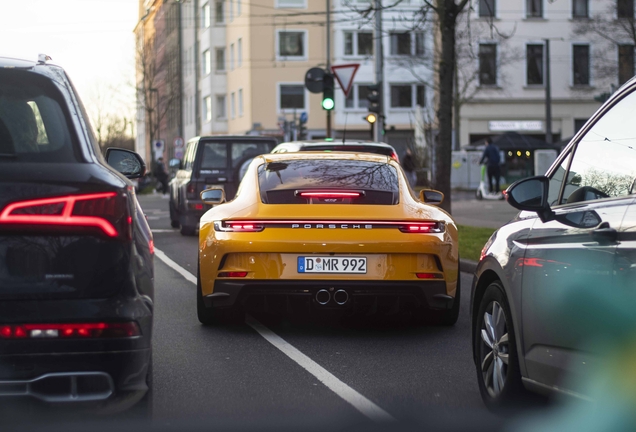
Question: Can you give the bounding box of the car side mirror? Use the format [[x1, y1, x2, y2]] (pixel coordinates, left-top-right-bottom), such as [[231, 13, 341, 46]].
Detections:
[[201, 187, 226, 204], [505, 175, 554, 222], [169, 158, 181, 169], [106, 148, 146, 179], [419, 189, 444, 206]]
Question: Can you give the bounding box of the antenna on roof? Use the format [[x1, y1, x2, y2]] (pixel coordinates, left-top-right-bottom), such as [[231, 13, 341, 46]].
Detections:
[[37, 54, 52, 64], [342, 112, 348, 144]]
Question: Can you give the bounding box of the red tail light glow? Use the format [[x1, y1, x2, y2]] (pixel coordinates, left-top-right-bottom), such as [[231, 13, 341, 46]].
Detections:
[[186, 182, 197, 199], [416, 272, 444, 279], [218, 271, 248, 278], [399, 222, 444, 233], [0, 193, 129, 238], [391, 152, 400, 162], [296, 191, 363, 199], [214, 221, 265, 232], [0, 322, 141, 339]]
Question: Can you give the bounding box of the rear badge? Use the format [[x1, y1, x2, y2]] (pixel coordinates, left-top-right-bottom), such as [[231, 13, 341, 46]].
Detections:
[[291, 224, 373, 229]]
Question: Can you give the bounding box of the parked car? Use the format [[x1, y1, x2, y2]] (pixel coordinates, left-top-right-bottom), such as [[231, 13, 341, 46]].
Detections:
[[196, 152, 459, 325], [0, 56, 153, 408], [471, 77, 636, 409], [271, 140, 400, 162], [169, 136, 278, 236]]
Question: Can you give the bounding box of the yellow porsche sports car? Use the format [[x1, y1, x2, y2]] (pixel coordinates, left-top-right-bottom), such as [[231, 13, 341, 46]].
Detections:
[[197, 152, 459, 325]]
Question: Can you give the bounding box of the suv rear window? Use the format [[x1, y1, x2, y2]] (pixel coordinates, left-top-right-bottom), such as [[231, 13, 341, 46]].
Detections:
[[0, 70, 79, 162], [258, 159, 399, 204]]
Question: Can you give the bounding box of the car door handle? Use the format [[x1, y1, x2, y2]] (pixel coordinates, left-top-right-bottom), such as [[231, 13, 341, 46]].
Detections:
[[592, 222, 618, 243]]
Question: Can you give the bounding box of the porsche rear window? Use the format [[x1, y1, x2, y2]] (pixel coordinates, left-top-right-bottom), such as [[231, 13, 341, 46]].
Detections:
[[0, 70, 79, 162], [258, 159, 399, 204]]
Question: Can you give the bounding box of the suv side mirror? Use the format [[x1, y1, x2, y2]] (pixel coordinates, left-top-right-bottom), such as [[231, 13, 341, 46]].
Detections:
[[106, 148, 146, 179], [505, 176, 554, 222], [201, 187, 226, 204], [419, 189, 444, 206]]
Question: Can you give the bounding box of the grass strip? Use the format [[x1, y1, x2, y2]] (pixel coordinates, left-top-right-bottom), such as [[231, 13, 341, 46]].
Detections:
[[457, 224, 496, 262]]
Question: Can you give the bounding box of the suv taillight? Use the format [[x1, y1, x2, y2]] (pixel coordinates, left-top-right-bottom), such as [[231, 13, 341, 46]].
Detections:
[[0, 192, 131, 239], [186, 182, 197, 199]]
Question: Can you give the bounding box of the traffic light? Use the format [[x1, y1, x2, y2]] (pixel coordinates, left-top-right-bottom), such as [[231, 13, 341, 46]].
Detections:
[[366, 82, 382, 114], [322, 73, 335, 111], [365, 113, 377, 124]]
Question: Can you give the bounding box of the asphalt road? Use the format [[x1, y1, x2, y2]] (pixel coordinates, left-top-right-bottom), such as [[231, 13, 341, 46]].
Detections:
[[141, 193, 509, 430]]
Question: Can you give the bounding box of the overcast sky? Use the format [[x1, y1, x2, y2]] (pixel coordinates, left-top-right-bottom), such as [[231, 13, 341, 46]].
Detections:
[[0, 0, 138, 117]]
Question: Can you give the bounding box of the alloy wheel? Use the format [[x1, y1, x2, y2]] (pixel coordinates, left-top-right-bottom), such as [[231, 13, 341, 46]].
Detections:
[[480, 301, 510, 398]]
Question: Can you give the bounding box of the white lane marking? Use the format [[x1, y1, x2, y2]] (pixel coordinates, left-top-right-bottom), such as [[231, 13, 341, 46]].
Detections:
[[246, 314, 396, 423], [154, 248, 197, 285], [153, 247, 395, 423], [152, 229, 177, 233]]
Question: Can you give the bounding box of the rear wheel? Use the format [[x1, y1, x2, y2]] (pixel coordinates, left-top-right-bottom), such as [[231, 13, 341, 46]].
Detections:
[[437, 274, 461, 326], [180, 224, 196, 236], [197, 267, 240, 325], [474, 281, 528, 411], [169, 202, 180, 228]]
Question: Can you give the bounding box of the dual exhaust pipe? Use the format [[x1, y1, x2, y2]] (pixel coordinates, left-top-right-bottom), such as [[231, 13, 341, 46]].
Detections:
[[316, 289, 349, 306]]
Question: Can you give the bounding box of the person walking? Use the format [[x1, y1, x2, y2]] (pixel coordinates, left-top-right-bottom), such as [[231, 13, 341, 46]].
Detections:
[[154, 157, 169, 195], [402, 148, 417, 188], [479, 137, 501, 194]]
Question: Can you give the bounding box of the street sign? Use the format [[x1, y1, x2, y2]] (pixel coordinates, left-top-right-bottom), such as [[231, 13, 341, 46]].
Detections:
[[174, 137, 184, 148], [330, 63, 360, 97], [300, 112, 308, 123], [304, 67, 326, 93]]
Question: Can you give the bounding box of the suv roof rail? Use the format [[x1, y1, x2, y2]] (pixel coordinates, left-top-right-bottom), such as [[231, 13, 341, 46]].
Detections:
[[37, 54, 52, 65]]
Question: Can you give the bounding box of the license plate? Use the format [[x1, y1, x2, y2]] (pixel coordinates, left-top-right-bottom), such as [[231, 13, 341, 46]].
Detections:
[[297, 256, 367, 274]]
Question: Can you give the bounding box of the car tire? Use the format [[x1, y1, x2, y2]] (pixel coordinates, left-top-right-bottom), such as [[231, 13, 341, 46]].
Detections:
[[437, 273, 461, 326], [169, 202, 180, 228], [180, 224, 196, 236], [474, 281, 528, 411], [197, 267, 240, 325]]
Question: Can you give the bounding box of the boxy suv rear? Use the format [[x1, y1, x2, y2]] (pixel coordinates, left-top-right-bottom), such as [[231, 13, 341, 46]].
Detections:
[[0, 56, 153, 409], [169, 136, 277, 235]]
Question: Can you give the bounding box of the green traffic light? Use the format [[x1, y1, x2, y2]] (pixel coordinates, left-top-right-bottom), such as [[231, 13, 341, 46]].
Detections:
[[322, 97, 335, 110]]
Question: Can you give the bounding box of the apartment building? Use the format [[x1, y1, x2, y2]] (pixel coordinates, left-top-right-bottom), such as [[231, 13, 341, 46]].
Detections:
[[459, 0, 632, 145]]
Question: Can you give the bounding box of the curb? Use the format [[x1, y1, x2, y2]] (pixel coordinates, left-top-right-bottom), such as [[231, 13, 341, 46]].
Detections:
[[460, 258, 478, 275]]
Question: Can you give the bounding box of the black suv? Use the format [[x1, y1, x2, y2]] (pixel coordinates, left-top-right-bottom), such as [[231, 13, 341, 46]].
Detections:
[[169, 135, 277, 235], [0, 56, 153, 407]]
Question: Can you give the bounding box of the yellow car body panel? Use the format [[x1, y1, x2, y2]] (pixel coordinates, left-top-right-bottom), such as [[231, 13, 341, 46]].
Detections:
[[198, 152, 458, 312]]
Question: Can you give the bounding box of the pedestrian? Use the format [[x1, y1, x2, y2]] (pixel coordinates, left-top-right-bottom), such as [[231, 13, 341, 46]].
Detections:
[[402, 148, 417, 188], [155, 157, 169, 195], [479, 137, 501, 194]]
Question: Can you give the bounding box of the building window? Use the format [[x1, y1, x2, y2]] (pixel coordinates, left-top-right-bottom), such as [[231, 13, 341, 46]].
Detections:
[[238, 89, 244, 117], [215, 48, 225, 71], [229, 0, 234, 21], [390, 84, 425, 108], [238, 38, 243, 67], [237, 0, 241, 15], [276, 0, 306, 7], [415, 32, 425, 56], [572, 0, 588, 18], [479, 0, 496, 17], [390, 32, 411, 55], [479, 43, 497, 85], [203, 96, 212, 122], [279, 84, 305, 110], [231, 92, 236, 119], [277, 30, 307, 59], [203, 50, 211, 75], [572, 44, 590, 85], [343, 31, 373, 56], [527, 44, 544, 85], [230, 43, 235, 70], [526, 0, 543, 18], [215, 1, 224, 23], [574, 118, 587, 133], [345, 84, 371, 110], [202, 2, 211, 28], [619, 44, 634, 85], [618, 0, 634, 18], [216, 95, 227, 119]]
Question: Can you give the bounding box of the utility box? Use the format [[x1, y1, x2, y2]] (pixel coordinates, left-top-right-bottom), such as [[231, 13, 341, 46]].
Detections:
[[451, 151, 483, 189], [534, 149, 558, 176]]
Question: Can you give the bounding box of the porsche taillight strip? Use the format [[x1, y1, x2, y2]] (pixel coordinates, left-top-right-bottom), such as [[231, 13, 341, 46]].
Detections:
[[0, 193, 120, 237], [214, 220, 444, 233]]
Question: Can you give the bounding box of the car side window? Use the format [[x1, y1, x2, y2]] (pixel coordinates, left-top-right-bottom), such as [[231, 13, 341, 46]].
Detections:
[[184, 142, 196, 170], [549, 90, 636, 205]]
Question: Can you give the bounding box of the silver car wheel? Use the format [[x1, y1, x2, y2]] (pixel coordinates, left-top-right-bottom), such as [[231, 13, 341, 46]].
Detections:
[[480, 301, 509, 398]]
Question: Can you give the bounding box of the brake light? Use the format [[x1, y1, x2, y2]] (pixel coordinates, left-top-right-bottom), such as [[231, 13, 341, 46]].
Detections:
[[399, 222, 444, 233], [214, 221, 264, 232], [0, 192, 130, 238], [186, 182, 197, 199], [296, 191, 363, 199], [149, 239, 155, 255], [391, 152, 400, 162], [218, 271, 248, 278], [0, 322, 141, 339]]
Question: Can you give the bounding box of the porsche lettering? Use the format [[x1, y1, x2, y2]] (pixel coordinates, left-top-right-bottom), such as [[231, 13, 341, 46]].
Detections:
[[290, 224, 373, 229]]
